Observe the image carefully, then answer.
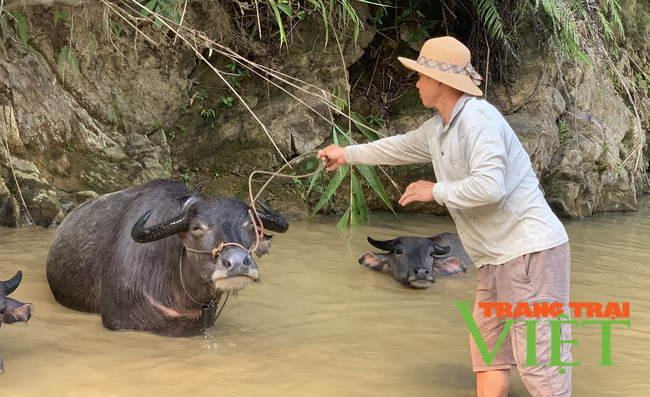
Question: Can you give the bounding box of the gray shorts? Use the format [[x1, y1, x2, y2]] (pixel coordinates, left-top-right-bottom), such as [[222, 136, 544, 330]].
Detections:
[[470, 242, 572, 397]]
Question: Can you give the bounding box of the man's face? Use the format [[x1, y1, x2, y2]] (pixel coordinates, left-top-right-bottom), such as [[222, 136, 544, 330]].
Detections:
[[415, 72, 439, 108]]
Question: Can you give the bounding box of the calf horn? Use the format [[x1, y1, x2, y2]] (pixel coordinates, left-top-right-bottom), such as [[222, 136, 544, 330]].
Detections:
[[432, 244, 451, 255], [2, 271, 22, 296], [367, 237, 397, 251], [131, 210, 191, 243], [255, 200, 289, 233]]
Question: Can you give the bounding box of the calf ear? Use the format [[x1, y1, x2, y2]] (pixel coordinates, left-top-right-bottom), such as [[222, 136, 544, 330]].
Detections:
[[253, 234, 273, 257], [433, 257, 467, 277], [358, 251, 390, 272], [1, 298, 32, 324]]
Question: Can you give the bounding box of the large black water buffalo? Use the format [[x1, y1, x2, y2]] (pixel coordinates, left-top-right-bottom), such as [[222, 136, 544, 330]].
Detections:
[[359, 232, 471, 289], [46, 179, 288, 337], [1, 271, 32, 374]]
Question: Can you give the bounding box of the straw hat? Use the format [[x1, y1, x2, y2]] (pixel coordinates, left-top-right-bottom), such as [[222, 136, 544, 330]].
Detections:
[[398, 36, 483, 96]]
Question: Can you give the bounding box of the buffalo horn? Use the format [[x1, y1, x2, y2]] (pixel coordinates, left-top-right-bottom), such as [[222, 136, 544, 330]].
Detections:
[[255, 200, 289, 233], [131, 210, 191, 243], [2, 271, 22, 296], [367, 237, 396, 252], [433, 243, 451, 255]]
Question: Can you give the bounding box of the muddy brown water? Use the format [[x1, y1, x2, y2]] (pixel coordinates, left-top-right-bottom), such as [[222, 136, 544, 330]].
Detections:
[[1, 196, 648, 397]]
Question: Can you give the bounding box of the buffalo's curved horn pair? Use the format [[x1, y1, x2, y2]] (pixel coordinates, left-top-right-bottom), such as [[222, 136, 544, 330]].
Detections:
[[2, 271, 22, 295], [131, 201, 289, 243], [367, 237, 450, 255]]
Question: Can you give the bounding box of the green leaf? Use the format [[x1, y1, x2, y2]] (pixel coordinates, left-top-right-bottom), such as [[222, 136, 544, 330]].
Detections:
[[267, 0, 288, 47], [312, 165, 350, 215], [332, 125, 340, 146], [356, 164, 395, 214], [86, 31, 95, 58], [277, 2, 292, 16], [69, 51, 80, 79], [336, 207, 351, 228], [12, 11, 28, 47], [306, 158, 322, 195], [141, 0, 157, 16], [58, 46, 70, 77], [350, 112, 380, 141], [577, 51, 593, 68], [306, 161, 314, 170], [333, 124, 355, 146], [351, 171, 369, 221]]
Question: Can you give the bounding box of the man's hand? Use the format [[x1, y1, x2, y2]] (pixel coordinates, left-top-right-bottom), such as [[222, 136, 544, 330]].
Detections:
[[317, 144, 346, 171], [399, 180, 436, 206]]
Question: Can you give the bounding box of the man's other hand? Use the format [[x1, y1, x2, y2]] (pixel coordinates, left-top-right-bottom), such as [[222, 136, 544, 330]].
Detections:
[[399, 180, 436, 206], [317, 144, 346, 171]]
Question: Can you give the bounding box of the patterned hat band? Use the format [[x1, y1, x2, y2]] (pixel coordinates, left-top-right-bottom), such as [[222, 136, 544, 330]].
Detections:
[[416, 55, 484, 86]]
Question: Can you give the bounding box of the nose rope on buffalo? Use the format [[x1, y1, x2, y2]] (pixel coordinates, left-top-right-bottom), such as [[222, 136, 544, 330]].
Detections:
[[182, 152, 324, 332], [247, 150, 324, 242]]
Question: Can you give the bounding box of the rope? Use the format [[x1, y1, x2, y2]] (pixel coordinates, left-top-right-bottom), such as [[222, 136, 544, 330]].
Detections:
[[179, 151, 325, 325]]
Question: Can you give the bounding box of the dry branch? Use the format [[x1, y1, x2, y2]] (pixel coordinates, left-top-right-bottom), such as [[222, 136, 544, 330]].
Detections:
[[4, 0, 86, 11]]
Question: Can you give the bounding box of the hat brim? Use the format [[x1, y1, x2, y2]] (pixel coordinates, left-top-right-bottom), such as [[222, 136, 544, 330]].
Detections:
[[398, 57, 483, 97]]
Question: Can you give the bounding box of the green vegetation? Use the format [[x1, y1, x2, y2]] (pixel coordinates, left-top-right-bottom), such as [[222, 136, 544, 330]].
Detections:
[[201, 108, 216, 118], [559, 121, 569, 144], [137, 0, 185, 27]]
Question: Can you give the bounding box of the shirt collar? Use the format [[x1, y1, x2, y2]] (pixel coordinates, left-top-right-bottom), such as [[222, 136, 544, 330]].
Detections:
[[441, 93, 475, 133]]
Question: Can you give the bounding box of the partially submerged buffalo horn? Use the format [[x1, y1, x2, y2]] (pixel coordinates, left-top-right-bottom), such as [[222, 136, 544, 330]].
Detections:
[[131, 210, 191, 243], [367, 237, 397, 251], [255, 200, 289, 233], [2, 271, 22, 295]]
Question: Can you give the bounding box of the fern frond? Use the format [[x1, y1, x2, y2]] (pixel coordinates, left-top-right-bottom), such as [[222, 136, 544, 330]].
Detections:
[[11, 11, 29, 47], [471, 0, 505, 40]]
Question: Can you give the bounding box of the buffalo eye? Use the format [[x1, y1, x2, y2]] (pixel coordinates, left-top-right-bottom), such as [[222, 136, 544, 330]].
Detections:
[[429, 251, 435, 258], [191, 224, 201, 231], [396, 248, 403, 255]]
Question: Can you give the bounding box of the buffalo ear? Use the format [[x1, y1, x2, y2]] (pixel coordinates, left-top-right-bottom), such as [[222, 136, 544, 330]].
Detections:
[[433, 257, 467, 277], [253, 234, 273, 257], [358, 252, 390, 272], [1, 298, 32, 324]]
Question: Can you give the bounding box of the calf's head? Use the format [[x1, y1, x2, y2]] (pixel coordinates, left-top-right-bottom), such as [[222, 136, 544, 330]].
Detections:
[[131, 198, 289, 295], [0, 270, 32, 375], [1, 270, 32, 326], [358, 233, 470, 289]]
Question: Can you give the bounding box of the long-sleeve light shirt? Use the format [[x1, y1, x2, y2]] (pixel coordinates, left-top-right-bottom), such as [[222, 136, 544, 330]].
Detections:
[[344, 94, 568, 267]]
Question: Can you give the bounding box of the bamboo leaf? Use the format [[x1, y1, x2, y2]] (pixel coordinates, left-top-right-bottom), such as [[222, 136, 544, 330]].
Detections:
[[337, 207, 351, 228], [141, 0, 157, 16], [267, 0, 288, 47], [350, 112, 379, 141], [577, 51, 593, 68], [351, 171, 369, 221], [312, 165, 350, 215], [356, 164, 395, 214]]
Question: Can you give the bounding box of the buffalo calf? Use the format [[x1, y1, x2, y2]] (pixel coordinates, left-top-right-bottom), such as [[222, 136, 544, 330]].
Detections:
[[1, 271, 32, 374], [359, 232, 471, 289]]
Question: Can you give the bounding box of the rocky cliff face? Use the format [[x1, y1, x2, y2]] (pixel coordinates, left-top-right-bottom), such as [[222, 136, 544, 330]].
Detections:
[[0, 5, 194, 226], [0, 1, 647, 227]]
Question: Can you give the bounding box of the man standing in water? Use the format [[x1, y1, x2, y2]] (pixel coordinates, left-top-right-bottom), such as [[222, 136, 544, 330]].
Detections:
[[317, 36, 572, 397]]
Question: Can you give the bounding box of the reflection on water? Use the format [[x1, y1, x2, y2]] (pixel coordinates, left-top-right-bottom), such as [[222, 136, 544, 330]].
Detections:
[[1, 196, 648, 397]]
